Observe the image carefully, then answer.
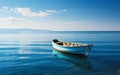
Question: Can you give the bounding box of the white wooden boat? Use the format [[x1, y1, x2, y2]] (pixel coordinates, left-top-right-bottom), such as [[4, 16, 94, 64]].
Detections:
[[52, 39, 93, 56]]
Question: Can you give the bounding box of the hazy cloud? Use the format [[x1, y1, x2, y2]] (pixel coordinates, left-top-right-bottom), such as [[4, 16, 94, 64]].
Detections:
[[46, 10, 57, 13], [0, 16, 119, 31], [0, 16, 23, 21], [13, 7, 51, 17], [0, 6, 9, 11], [0, 6, 67, 17]]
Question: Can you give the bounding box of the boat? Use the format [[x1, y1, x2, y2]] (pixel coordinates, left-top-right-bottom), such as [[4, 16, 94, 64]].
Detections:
[[52, 39, 93, 56]]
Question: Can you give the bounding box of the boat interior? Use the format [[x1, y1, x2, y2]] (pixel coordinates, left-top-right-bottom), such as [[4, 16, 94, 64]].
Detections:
[[53, 39, 91, 47]]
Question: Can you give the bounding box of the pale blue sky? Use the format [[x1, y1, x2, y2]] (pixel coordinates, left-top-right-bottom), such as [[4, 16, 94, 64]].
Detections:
[[0, 0, 119, 31]]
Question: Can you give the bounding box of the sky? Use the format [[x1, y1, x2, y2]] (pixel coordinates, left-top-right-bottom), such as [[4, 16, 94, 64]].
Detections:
[[0, 0, 120, 31]]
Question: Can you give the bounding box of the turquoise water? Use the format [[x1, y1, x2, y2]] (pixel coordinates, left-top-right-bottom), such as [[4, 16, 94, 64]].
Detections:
[[0, 31, 120, 75]]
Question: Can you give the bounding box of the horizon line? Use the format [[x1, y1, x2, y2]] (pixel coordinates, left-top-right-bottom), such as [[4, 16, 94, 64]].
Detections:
[[0, 28, 119, 32]]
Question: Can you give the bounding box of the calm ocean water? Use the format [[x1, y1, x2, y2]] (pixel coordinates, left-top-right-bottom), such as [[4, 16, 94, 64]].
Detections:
[[0, 31, 120, 75]]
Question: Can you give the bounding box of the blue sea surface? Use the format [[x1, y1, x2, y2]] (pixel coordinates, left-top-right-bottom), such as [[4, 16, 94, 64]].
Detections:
[[0, 31, 120, 75]]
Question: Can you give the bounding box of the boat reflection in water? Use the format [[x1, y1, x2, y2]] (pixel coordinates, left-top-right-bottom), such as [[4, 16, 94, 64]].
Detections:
[[52, 49, 92, 71]]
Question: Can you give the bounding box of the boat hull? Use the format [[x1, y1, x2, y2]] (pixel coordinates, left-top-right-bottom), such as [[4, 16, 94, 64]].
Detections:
[[52, 42, 92, 56]]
